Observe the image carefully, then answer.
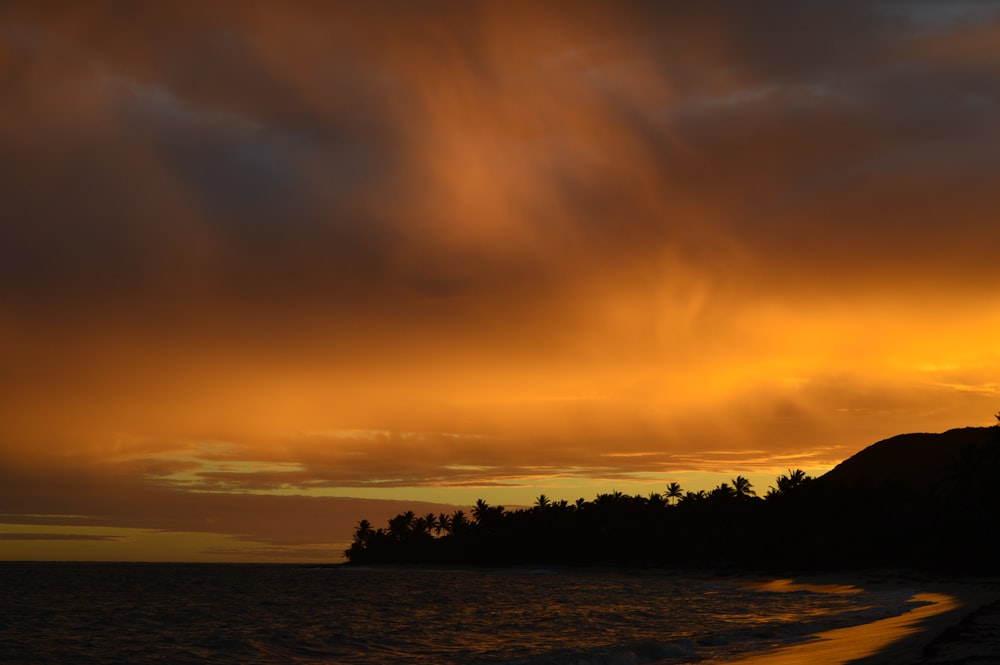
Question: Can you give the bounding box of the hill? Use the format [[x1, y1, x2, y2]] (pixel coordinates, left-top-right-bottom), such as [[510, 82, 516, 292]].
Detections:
[[788, 425, 1000, 571], [817, 426, 1000, 492]]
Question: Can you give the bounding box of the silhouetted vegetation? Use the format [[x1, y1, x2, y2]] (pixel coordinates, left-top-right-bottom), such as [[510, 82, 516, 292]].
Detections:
[[345, 426, 1000, 572]]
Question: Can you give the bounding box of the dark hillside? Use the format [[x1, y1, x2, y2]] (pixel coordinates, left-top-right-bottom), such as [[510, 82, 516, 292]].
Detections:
[[795, 426, 1000, 571], [818, 426, 1000, 492]]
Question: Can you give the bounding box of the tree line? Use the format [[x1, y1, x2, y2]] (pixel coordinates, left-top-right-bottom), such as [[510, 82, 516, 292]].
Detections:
[[346, 470, 821, 567], [345, 434, 1000, 571]]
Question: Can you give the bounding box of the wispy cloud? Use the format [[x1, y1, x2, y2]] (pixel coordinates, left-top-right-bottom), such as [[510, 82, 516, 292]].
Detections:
[[0, 533, 124, 542]]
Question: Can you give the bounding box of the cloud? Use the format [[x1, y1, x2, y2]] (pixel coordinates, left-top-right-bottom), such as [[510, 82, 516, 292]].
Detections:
[[4, 1, 999, 322], [1, 1, 1000, 558], [0, 533, 124, 542], [0, 458, 459, 550]]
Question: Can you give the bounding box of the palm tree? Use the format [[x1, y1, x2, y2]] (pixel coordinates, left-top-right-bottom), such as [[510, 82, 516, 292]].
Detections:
[[767, 469, 811, 498], [388, 511, 415, 539], [472, 499, 504, 527], [711, 483, 736, 499], [450, 509, 469, 534], [732, 475, 756, 499], [472, 499, 490, 524], [346, 521, 375, 561], [353, 519, 373, 544], [680, 490, 706, 505], [422, 513, 439, 535], [534, 494, 551, 510], [436, 512, 452, 535], [787, 468, 808, 486], [665, 482, 683, 505]]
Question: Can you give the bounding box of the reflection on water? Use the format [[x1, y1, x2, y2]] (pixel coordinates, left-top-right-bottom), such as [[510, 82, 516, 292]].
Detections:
[[0, 563, 925, 664]]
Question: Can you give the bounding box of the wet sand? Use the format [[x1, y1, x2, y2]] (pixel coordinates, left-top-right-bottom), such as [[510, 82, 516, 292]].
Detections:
[[723, 576, 1000, 665], [918, 596, 1000, 664]]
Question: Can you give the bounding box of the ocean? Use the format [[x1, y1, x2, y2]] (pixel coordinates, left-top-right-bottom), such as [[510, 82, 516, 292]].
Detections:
[[0, 563, 924, 664]]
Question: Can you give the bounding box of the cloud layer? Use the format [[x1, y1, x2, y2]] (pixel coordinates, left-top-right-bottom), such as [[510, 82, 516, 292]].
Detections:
[[2, 1, 999, 559]]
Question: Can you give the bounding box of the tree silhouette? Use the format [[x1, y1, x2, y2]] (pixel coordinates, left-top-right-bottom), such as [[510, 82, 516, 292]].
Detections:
[[472, 499, 490, 524], [680, 490, 706, 505], [388, 511, 415, 538], [436, 512, 452, 535], [450, 510, 469, 535], [472, 499, 504, 529], [711, 483, 736, 499], [732, 476, 755, 499], [414, 513, 437, 537], [345, 426, 1000, 571], [766, 469, 811, 498]]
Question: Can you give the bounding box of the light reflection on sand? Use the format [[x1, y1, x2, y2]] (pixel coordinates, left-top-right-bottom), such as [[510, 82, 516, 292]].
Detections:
[[724, 589, 961, 665]]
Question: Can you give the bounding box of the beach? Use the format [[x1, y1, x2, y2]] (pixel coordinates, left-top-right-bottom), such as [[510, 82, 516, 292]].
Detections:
[[916, 595, 1000, 665], [723, 575, 1000, 665]]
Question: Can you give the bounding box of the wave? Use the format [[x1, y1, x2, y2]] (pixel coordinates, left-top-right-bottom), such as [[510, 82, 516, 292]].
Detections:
[[0, 563, 930, 665]]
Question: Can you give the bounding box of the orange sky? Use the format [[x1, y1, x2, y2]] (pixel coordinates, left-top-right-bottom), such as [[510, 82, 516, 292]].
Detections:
[[2, 1, 1000, 561]]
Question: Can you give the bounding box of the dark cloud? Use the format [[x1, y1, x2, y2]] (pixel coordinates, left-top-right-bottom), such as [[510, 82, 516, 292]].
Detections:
[[3, 0, 999, 316], [2, 1, 1000, 559]]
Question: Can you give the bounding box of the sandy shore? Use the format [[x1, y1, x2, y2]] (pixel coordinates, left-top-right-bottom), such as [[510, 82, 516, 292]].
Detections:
[[917, 595, 1000, 664], [720, 574, 1000, 665]]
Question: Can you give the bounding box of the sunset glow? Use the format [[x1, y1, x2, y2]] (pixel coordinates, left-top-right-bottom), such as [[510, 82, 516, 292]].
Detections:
[[2, 1, 999, 561]]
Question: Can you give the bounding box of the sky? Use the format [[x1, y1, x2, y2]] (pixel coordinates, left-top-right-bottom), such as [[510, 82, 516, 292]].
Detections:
[[2, 0, 1000, 562]]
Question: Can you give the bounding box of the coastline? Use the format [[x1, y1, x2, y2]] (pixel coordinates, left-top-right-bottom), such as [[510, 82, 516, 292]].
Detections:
[[720, 573, 1000, 665]]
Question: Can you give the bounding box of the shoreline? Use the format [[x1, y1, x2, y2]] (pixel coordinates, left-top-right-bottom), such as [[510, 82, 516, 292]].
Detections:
[[721, 573, 1000, 665]]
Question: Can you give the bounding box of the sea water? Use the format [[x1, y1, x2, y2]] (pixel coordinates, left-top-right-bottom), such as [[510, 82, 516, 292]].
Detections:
[[0, 563, 923, 664]]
